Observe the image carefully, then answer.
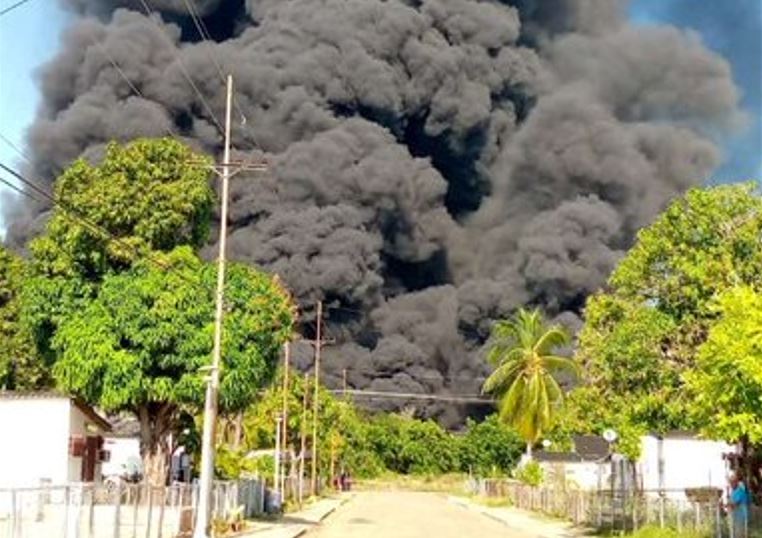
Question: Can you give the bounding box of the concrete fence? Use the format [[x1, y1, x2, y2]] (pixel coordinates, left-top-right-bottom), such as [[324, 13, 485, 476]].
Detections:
[[471, 479, 762, 538], [0, 479, 265, 538]]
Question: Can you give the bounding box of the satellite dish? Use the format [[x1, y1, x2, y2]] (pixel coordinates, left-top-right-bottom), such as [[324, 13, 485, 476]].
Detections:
[[603, 429, 618, 443], [542, 439, 552, 449]]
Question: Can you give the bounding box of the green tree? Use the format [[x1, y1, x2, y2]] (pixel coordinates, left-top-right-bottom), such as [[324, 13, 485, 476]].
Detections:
[[574, 183, 762, 438], [21, 138, 293, 485], [458, 414, 524, 476], [482, 308, 577, 458], [49, 247, 294, 484], [0, 247, 48, 389], [24, 138, 214, 362], [686, 286, 762, 445]]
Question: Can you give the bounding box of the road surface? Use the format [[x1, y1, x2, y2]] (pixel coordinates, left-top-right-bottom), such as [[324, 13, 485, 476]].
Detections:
[[305, 491, 516, 537]]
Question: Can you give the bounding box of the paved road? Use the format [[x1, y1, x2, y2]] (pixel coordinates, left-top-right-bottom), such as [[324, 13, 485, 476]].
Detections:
[[304, 491, 514, 537]]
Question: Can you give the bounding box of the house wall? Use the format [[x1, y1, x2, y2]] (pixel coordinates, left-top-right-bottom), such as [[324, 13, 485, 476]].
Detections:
[[541, 461, 609, 490], [0, 398, 71, 487], [68, 403, 107, 483], [102, 437, 141, 478], [640, 435, 732, 499]]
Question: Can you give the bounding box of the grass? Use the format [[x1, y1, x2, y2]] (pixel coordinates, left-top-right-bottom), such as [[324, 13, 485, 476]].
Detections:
[[357, 472, 470, 494]]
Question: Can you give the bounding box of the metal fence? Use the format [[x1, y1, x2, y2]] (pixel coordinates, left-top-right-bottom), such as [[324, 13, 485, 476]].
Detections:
[[0, 479, 265, 538], [472, 479, 762, 537]]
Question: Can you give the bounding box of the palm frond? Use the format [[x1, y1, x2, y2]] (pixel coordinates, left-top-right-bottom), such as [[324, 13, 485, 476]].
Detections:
[[542, 355, 581, 378], [482, 360, 523, 395], [534, 325, 570, 355]]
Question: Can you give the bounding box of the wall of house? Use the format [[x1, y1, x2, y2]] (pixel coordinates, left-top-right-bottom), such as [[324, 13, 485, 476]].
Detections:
[[541, 460, 609, 490], [102, 437, 141, 478], [0, 398, 71, 487], [639, 435, 733, 499]]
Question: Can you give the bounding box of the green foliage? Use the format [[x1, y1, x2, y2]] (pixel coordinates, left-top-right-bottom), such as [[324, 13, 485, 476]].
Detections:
[[514, 460, 544, 486], [0, 247, 49, 390], [572, 183, 762, 440], [459, 414, 524, 475], [29, 138, 213, 279], [19, 138, 292, 484], [482, 308, 578, 452], [49, 247, 294, 414], [687, 286, 762, 444]]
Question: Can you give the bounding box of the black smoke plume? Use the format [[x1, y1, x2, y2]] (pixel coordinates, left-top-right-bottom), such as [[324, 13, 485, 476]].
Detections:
[[6, 0, 746, 426]]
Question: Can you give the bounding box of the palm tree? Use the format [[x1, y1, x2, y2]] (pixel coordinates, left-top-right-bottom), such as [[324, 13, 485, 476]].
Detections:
[[482, 308, 579, 459]]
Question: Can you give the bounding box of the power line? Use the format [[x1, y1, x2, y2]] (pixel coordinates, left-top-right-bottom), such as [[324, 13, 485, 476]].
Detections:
[[92, 40, 181, 140], [0, 0, 33, 17], [0, 161, 207, 288], [331, 389, 495, 404], [134, 0, 225, 135], [180, 0, 265, 153]]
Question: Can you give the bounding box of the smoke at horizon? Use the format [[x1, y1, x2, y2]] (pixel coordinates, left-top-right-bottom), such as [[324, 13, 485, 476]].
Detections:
[[4, 0, 749, 425]]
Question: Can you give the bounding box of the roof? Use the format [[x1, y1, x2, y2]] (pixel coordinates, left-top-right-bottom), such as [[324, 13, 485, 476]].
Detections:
[[108, 414, 141, 438], [535, 451, 585, 463], [0, 391, 112, 432], [573, 435, 610, 460], [535, 435, 610, 464]]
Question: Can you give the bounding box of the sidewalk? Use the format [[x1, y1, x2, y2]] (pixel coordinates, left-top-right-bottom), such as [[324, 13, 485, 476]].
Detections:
[[448, 496, 592, 538], [240, 495, 349, 538]]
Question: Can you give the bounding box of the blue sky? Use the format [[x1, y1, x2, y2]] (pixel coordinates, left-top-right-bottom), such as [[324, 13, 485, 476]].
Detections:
[[0, 2, 760, 232]]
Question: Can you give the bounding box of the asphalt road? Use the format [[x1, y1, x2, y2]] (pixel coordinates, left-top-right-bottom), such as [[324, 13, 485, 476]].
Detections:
[[304, 491, 514, 537]]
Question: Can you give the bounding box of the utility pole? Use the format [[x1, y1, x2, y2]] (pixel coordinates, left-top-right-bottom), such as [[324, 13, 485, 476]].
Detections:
[[310, 301, 322, 497], [298, 373, 309, 508], [280, 342, 290, 497], [342, 369, 347, 397], [192, 75, 268, 538], [274, 414, 282, 501]]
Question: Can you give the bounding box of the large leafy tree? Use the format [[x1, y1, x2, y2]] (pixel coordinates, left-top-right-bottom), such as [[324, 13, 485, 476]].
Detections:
[[21, 138, 294, 485], [482, 308, 577, 458], [0, 247, 48, 389], [48, 248, 293, 484], [686, 286, 762, 445], [574, 183, 762, 439]]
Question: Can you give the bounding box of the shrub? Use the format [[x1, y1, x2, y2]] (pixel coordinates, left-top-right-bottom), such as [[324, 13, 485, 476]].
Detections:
[[514, 460, 544, 486]]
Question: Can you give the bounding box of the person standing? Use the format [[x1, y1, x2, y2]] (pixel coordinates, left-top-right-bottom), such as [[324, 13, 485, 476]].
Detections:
[[728, 472, 750, 538]]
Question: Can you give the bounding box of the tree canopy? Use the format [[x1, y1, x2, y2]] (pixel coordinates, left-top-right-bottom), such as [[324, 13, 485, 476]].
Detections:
[[0, 247, 47, 390], [687, 286, 762, 444], [570, 183, 762, 449], [20, 137, 294, 484]]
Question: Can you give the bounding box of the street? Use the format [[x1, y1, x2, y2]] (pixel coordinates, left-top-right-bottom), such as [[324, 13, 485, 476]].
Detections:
[[304, 491, 517, 537]]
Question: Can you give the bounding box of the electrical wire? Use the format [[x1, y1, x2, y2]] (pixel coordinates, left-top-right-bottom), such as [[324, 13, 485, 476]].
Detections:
[[135, 0, 225, 135], [331, 389, 494, 404], [0, 161, 210, 289], [180, 0, 266, 153], [0, 0, 33, 17], [93, 40, 181, 140]]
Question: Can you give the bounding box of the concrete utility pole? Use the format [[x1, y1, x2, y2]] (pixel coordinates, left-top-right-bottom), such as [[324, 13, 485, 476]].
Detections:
[[274, 414, 282, 500], [310, 300, 322, 497], [280, 342, 290, 496], [192, 75, 268, 538], [298, 373, 309, 508]]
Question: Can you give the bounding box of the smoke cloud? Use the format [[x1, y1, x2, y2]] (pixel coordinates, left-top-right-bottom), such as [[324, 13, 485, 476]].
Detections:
[[6, 0, 747, 425]]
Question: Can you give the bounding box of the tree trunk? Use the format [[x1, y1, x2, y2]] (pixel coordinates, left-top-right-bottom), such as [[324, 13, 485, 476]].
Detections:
[[526, 442, 533, 460], [137, 404, 176, 487]]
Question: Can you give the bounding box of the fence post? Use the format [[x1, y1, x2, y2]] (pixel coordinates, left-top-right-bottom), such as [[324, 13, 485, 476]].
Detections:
[[144, 487, 154, 538], [659, 495, 665, 528], [114, 482, 122, 538], [157, 487, 166, 538], [88, 486, 95, 538]]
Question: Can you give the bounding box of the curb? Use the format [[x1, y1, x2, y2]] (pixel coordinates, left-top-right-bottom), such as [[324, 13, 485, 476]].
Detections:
[[269, 495, 351, 538], [448, 496, 573, 538]]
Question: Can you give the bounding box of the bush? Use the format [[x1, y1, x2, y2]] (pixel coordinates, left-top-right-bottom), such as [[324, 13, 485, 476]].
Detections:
[[514, 460, 544, 486], [458, 415, 524, 475]]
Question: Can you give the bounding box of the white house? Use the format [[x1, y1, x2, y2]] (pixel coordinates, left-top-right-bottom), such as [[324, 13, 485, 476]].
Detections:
[[536, 432, 735, 497], [0, 392, 112, 488], [639, 431, 733, 499]]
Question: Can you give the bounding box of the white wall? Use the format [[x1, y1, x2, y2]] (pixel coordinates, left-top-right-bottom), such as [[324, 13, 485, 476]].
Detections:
[[102, 437, 141, 477], [640, 435, 732, 499], [541, 461, 609, 490], [0, 398, 71, 487]]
